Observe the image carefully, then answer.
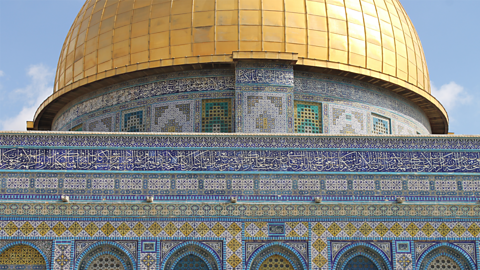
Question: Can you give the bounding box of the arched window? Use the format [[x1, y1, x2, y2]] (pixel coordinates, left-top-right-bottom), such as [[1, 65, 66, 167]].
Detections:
[[77, 244, 134, 270], [426, 255, 460, 269], [344, 255, 378, 270], [259, 254, 293, 270], [0, 245, 46, 270], [173, 254, 209, 270], [87, 254, 125, 270]]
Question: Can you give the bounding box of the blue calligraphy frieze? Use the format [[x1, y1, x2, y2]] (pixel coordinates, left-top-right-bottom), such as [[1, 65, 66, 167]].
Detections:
[[1, 148, 480, 173], [236, 69, 294, 86]]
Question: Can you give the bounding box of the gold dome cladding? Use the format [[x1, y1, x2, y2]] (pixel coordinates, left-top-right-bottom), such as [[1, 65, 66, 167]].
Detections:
[[55, 0, 430, 94]]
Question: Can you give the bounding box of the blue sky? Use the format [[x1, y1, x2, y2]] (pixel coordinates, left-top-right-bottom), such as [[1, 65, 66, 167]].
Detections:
[[0, 0, 478, 134]]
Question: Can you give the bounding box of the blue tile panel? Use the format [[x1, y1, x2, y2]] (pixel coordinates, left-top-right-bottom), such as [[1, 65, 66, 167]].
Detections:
[[3, 133, 480, 150], [173, 254, 209, 270], [294, 71, 430, 131], [53, 67, 430, 135], [1, 172, 479, 201], [344, 255, 378, 269], [0, 148, 479, 173]]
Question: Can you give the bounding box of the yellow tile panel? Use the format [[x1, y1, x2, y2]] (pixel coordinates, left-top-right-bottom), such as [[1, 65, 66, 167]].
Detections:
[[286, 27, 306, 44], [194, 26, 214, 43], [346, 8, 363, 25], [171, 14, 192, 30], [217, 10, 238, 25], [171, 29, 191, 45], [329, 33, 347, 51], [217, 26, 239, 41], [286, 12, 306, 28], [150, 17, 170, 33], [131, 21, 149, 38], [239, 0, 261, 10], [308, 30, 328, 47], [172, 0, 192, 14], [132, 6, 150, 23], [131, 35, 149, 53], [217, 0, 237, 10], [151, 3, 171, 18], [327, 4, 346, 20], [307, 1, 326, 16], [264, 26, 285, 42], [264, 11, 284, 26], [328, 18, 347, 35], [195, 0, 215, 11], [240, 10, 261, 25], [308, 15, 327, 31], [286, 0, 306, 13], [115, 11, 133, 28]]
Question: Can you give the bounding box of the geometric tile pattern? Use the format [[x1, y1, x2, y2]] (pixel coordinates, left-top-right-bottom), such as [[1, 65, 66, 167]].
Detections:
[[427, 255, 460, 269], [86, 114, 115, 132], [173, 254, 208, 270], [243, 92, 287, 133], [152, 101, 194, 132], [202, 99, 233, 133], [122, 107, 147, 132], [53, 69, 234, 131], [329, 104, 367, 134], [344, 255, 377, 269], [372, 115, 391, 135], [294, 101, 322, 133], [0, 219, 477, 270], [0, 244, 46, 265], [53, 243, 70, 270]]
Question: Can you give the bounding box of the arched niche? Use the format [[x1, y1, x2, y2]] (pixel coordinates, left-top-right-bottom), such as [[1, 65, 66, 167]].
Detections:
[[247, 243, 307, 270], [333, 243, 391, 270], [76, 244, 135, 270], [162, 242, 221, 270], [0, 244, 47, 270], [417, 244, 476, 270]]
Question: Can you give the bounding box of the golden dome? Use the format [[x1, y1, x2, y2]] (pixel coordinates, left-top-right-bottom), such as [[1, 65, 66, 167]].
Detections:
[[34, 0, 448, 133]]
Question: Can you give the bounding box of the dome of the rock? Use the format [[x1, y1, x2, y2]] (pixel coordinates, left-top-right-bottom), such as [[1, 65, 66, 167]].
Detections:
[[32, 0, 448, 134]]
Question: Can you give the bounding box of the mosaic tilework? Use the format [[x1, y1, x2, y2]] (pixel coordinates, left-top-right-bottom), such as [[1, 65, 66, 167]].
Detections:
[[258, 255, 293, 270], [53, 243, 71, 270], [297, 93, 427, 135], [0, 245, 46, 267], [235, 62, 294, 87], [294, 101, 322, 134], [428, 255, 460, 269], [329, 104, 367, 134], [4, 173, 480, 201], [53, 69, 235, 131], [173, 254, 208, 270], [242, 93, 287, 133], [6, 132, 480, 150], [77, 244, 134, 270], [86, 114, 116, 132], [294, 71, 430, 131], [122, 107, 148, 132], [202, 99, 233, 133], [3, 147, 480, 173], [373, 115, 391, 135], [395, 120, 415, 136], [344, 255, 377, 269], [152, 101, 194, 133]]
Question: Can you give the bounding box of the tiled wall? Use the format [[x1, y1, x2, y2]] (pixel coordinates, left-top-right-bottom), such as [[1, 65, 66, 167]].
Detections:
[[52, 66, 430, 135]]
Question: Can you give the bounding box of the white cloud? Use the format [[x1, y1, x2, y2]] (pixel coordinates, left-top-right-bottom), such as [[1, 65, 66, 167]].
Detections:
[[1, 64, 53, 131], [0, 70, 4, 77], [431, 81, 471, 111]]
